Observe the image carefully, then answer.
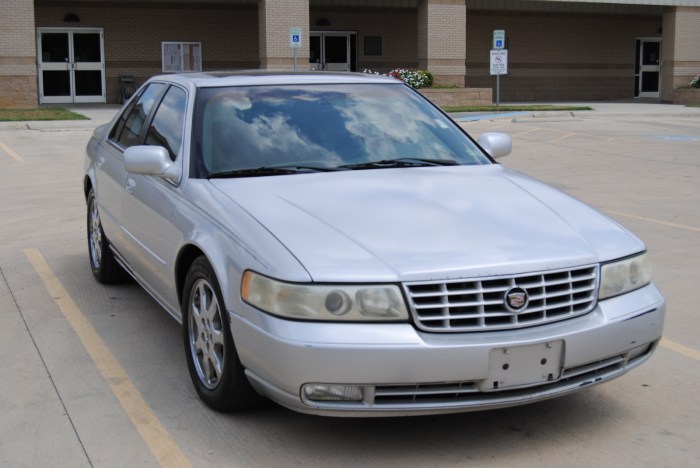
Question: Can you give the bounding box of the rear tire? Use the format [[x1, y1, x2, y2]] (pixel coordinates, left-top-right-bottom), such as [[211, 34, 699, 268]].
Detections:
[[87, 189, 129, 284], [182, 256, 262, 411]]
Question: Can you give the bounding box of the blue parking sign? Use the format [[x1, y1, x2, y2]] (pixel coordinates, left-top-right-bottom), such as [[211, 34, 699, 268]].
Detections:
[[290, 27, 302, 48], [493, 29, 505, 50]]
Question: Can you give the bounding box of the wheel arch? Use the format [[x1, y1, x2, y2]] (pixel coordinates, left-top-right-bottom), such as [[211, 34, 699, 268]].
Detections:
[[175, 244, 207, 306], [84, 175, 94, 200]]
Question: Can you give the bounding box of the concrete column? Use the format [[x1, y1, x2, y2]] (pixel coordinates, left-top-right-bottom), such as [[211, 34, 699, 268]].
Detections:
[[0, 0, 37, 108], [259, 0, 310, 70], [417, 0, 466, 86], [661, 6, 700, 102]]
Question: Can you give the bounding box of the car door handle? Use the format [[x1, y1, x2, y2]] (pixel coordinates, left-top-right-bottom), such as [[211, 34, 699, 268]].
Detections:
[[97, 156, 105, 169], [125, 178, 136, 194]]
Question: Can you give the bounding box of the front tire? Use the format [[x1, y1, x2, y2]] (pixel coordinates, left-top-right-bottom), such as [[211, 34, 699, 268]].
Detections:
[[182, 256, 261, 411], [87, 189, 128, 283]]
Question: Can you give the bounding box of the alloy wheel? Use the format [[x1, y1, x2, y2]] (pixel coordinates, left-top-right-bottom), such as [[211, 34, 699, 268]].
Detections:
[[188, 278, 225, 390], [88, 198, 103, 269]]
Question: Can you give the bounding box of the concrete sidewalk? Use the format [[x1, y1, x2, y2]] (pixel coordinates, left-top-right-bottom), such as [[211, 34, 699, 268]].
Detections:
[[451, 101, 700, 122]]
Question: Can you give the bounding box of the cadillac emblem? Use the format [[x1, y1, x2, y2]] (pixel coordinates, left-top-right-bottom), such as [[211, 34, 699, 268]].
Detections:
[[504, 287, 529, 313]]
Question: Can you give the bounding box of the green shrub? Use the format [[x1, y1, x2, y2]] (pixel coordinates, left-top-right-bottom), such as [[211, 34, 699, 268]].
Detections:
[[691, 74, 700, 89]]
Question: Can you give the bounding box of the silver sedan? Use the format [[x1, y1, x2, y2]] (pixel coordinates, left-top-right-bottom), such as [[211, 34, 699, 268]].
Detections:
[[83, 72, 664, 416]]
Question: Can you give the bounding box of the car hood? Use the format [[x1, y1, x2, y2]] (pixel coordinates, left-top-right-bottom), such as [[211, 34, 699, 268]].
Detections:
[[209, 165, 644, 282]]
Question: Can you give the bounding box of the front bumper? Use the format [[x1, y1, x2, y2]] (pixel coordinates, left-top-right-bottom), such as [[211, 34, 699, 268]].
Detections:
[[230, 283, 664, 417]]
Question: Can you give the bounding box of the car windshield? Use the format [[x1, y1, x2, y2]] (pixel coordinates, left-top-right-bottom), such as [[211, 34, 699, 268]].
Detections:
[[192, 83, 491, 178]]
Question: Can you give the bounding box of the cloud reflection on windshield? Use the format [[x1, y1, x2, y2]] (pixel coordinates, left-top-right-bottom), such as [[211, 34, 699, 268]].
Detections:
[[198, 84, 483, 175]]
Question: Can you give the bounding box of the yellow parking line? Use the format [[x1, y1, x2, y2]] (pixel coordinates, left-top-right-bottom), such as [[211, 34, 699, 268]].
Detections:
[[510, 127, 542, 138], [661, 338, 700, 362], [543, 132, 577, 144], [23, 248, 192, 468], [0, 139, 24, 163], [605, 210, 700, 233]]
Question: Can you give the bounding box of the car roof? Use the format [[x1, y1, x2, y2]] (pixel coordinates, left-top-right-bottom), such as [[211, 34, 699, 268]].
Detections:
[[150, 70, 402, 88]]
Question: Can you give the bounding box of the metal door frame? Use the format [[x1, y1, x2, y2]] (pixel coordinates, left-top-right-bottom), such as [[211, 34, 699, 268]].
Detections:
[[37, 27, 106, 104], [310, 31, 353, 71], [637, 37, 661, 99]]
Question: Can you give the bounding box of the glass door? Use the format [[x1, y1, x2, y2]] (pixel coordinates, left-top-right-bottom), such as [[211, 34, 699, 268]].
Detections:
[[637, 39, 661, 98], [323, 34, 350, 71], [38, 31, 71, 103], [38, 28, 106, 104], [72, 31, 105, 103], [309, 32, 354, 72]]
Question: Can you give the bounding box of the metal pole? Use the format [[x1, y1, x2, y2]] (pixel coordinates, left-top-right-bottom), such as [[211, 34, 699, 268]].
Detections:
[[496, 71, 500, 110], [294, 48, 297, 71]]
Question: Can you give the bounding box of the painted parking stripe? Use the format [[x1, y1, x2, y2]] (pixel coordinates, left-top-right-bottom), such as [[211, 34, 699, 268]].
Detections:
[[0, 139, 24, 163], [23, 248, 192, 468], [605, 210, 700, 233], [654, 135, 700, 142], [661, 338, 700, 362]]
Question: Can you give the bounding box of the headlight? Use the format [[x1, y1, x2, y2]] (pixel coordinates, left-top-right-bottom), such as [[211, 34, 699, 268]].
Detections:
[[241, 271, 409, 321], [599, 252, 652, 300]]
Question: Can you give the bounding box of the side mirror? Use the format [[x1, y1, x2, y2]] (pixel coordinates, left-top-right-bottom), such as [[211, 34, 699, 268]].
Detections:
[[478, 132, 512, 159], [123, 146, 180, 183]]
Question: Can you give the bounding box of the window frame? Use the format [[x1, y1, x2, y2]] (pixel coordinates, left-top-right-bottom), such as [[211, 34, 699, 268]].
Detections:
[[162, 42, 202, 73], [143, 84, 189, 162], [108, 82, 168, 151]]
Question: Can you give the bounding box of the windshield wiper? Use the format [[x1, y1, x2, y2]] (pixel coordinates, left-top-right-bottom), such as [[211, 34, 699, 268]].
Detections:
[[207, 165, 344, 179], [339, 158, 460, 170]]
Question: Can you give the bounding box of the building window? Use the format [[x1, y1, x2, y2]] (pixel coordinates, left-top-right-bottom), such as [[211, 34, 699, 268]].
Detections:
[[162, 42, 202, 73], [364, 36, 382, 56]]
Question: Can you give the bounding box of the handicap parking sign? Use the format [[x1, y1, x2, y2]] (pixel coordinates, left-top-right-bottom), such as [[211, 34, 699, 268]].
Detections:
[[290, 28, 302, 48], [493, 30, 505, 50]]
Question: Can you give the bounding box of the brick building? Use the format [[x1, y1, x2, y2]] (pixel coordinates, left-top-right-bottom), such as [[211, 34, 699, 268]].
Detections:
[[1, 0, 699, 107]]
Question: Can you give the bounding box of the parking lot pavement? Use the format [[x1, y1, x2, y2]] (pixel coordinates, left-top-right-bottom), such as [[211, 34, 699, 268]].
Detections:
[[0, 103, 699, 467]]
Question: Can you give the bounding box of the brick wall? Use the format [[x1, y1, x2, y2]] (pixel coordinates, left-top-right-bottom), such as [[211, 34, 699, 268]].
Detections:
[[465, 10, 661, 101], [661, 6, 700, 102], [15, 2, 698, 106], [420, 87, 492, 107], [310, 7, 418, 72], [259, 0, 310, 69], [0, 0, 37, 107], [418, 0, 466, 86], [35, 1, 259, 103]]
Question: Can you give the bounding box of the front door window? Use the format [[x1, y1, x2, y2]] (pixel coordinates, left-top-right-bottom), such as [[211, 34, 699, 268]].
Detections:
[[38, 28, 106, 104]]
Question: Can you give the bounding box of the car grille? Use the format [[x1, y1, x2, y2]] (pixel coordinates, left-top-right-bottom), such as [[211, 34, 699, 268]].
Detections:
[[371, 345, 652, 406], [404, 265, 598, 332]]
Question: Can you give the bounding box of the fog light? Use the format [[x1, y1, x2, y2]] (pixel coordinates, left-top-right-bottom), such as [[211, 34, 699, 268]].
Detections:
[[628, 343, 651, 361], [302, 384, 363, 402]]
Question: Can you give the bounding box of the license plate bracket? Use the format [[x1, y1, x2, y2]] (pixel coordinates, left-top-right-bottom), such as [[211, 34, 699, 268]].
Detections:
[[478, 341, 564, 392]]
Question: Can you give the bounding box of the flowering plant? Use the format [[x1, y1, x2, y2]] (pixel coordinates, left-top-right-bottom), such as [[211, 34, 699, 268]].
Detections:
[[691, 74, 700, 89], [363, 68, 434, 89]]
